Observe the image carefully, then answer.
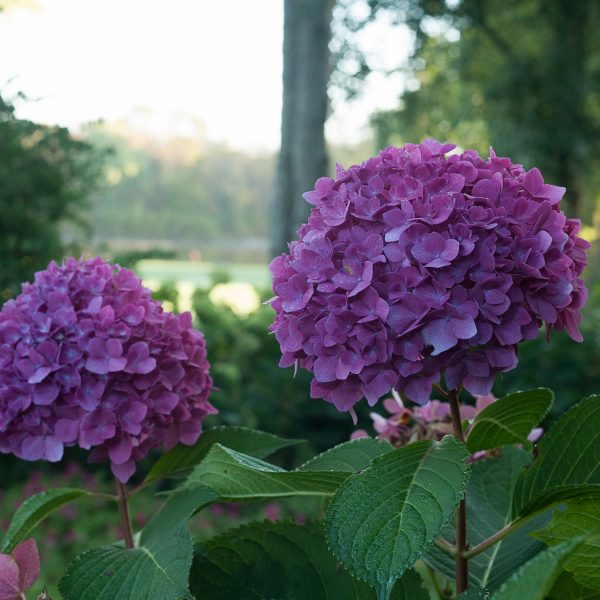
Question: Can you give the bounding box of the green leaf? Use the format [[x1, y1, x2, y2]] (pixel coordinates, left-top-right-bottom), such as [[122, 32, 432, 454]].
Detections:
[[185, 443, 348, 500], [146, 426, 303, 483], [190, 520, 429, 599], [549, 572, 600, 600], [59, 486, 217, 600], [388, 569, 430, 600], [512, 395, 600, 517], [533, 498, 600, 590], [326, 436, 469, 588], [1, 488, 90, 553], [141, 485, 218, 543], [297, 437, 392, 472], [491, 538, 582, 600], [457, 589, 490, 599], [425, 447, 550, 590], [466, 388, 553, 453]]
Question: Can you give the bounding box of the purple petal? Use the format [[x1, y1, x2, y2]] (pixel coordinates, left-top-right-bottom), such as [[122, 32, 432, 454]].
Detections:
[[109, 437, 134, 465], [422, 319, 458, 355], [32, 382, 60, 406], [450, 317, 477, 340], [111, 459, 136, 483], [314, 355, 338, 383]]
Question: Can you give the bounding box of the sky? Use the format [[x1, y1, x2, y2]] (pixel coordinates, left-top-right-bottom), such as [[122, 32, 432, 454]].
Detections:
[[0, 0, 410, 152]]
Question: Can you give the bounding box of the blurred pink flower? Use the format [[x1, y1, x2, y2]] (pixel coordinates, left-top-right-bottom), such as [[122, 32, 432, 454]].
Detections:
[[355, 392, 543, 452], [414, 400, 451, 423], [264, 503, 281, 522], [0, 539, 40, 600]]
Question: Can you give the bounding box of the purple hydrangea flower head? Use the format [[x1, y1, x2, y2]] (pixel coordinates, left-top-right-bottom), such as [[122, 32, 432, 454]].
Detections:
[[0, 257, 215, 482], [270, 140, 590, 410]]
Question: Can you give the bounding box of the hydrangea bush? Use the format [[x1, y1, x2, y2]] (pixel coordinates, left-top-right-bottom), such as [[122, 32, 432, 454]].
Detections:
[[1, 143, 600, 600]]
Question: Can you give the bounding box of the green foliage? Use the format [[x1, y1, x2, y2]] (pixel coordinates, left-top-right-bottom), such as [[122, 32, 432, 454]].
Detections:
[[457, 589, 490, 599], [59, 486, 216, 600], [296, 438, 392, 472], [145, 426, 303, 483], [494, 322, 600, 418], [1, 488, 90, 553], [151, 281, 180, 311], [549, 572, 600, 600], [9, 389, 600, 598], [466, 389, 553, 453], [190, 520, 430, 599], [366, 0, 600, 219], [60, 544, 191, 600], [426, 446, 549, 590], [112, 249, 177, 270], [325, 436, 469, 588], [192, 292, 359, 458], [534, 498, 600, 590], [142, 485, 218, 542], [492, 539, 584, 600], [0, 95, 104, 298], [512, 395, 600, 517], [185, 444, 347, 500], [0, 461, 149, 599]]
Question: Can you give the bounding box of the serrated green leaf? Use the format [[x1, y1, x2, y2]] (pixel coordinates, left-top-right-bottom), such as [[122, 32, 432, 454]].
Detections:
[[425, 447, 549, 590], [1, 488, 90, 553], [190, 520, 429, 599], [297, 437, 392, 472], [59, 486, 216, 600], [146, 426, 303, 483], [512, 395, 600, 517], [491, 538, 582, 600], [59, 541, 191, 600], [325, 436, 469, 587], [466, 388, 553, 453], [185, 443, 348, 500], [533, 498, 600, 590], [549, 572, 600, 600]]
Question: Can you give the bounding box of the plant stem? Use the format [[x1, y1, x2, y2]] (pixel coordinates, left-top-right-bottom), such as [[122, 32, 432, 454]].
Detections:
[[90, 492, 119, 501], [464, 502, 558, 559], [433, 383, 450, 399], [116, 480, 135, 549], [448, 388, 469, 594], [434, 537, 456, 556], [425, 562, 446, 600]]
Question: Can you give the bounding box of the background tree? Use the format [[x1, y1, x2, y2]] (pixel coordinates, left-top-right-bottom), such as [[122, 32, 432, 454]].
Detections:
[[271, 0, 335, 256], [0, 95, 103, 299], [336, 0, 600, 218]]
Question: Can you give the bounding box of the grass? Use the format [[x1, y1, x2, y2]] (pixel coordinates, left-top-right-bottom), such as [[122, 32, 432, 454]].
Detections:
[[136, 259, 271, 289]]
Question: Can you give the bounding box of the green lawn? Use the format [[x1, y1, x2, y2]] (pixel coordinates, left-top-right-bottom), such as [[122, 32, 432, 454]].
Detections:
[[136, 259, 271, 289]]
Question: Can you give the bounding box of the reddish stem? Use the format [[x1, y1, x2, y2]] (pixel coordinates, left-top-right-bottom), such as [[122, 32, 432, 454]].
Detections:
[[116, 480, 135, 549], [448, 388, 469, 594]]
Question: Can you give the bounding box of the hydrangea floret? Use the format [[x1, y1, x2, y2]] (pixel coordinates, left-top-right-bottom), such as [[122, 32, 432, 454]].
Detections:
[[0, 257, 215, 482], [270, 139, 589, 411]]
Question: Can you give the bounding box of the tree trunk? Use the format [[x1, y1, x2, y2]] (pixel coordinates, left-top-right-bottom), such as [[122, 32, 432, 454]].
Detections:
[[271, 0, 333, 257]]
